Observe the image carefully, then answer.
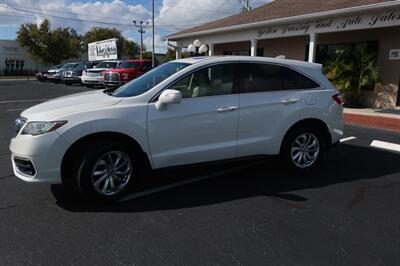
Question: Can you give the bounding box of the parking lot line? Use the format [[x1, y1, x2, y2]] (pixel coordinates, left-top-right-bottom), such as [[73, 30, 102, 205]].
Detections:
[[6, 108, 25, 112], [340, 136, 357, 143], [0, 99, 49, 104], [370, 140, 400, 154], [120, 160, 265, 202]]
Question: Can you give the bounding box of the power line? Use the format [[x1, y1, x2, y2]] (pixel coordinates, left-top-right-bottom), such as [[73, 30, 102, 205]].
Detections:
[[0, 4, 206, 28]]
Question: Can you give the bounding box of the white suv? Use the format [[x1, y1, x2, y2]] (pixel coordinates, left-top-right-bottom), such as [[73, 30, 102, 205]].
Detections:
[[81, 60, 121, 87], [10, 56, 343, 201]]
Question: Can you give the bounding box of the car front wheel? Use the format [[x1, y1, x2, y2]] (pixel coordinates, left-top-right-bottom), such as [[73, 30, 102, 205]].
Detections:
[[72, 141, 136, 202]]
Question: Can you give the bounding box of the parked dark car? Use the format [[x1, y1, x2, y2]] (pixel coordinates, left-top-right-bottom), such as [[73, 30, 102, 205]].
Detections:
[[49, 62, 81, 83], [36, 64, 63, 82], [62, 62, 94, 85]]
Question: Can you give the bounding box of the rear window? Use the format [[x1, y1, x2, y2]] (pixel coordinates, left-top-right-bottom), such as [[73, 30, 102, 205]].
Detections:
[[240, 63, 320, 93]]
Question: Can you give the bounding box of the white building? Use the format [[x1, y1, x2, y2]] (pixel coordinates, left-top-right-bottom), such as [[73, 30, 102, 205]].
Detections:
[[0, 40, 48, 75], [166, 0, 400, 107]]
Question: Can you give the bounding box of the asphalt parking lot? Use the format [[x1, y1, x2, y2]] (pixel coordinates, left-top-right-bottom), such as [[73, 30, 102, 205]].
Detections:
[[1, 80, 400, 265]]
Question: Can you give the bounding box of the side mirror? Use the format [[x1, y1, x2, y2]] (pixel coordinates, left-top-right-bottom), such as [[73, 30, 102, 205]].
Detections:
[[155, 89, 182, 110]]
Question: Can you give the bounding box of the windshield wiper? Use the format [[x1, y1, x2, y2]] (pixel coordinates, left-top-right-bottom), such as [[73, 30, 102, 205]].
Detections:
[[103, 88, 116, 96]]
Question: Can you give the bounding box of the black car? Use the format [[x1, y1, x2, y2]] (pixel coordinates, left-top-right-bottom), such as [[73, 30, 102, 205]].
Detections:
[[61, 62, 94, 85], [50, 62, 81, 83], [36, 64, 63, 82]]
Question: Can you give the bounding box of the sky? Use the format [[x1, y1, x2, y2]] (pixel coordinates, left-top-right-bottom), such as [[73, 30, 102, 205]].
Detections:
[[0, 0, 271, 53]]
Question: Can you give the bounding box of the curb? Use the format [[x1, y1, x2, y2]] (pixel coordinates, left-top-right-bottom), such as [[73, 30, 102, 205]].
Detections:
[[343, 113, 400, 132]]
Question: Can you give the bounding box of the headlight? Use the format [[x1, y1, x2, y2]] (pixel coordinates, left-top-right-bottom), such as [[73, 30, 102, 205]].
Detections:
[[22, 121, 67, 136], [82, 70, 87, 75]]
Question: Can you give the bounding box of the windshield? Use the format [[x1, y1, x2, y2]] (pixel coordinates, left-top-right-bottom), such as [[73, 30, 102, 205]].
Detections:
[[112, 62, 190, 98], [118, 61, 141, 69], [49, 65, 60, 70], [95, 61, 118, 69], [62, 63, 77, 69], [73, 63, 91, 71]]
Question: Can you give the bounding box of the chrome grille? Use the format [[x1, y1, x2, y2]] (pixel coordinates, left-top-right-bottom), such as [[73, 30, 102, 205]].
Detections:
[[87, 72, 100, 77], [104, 73, 120, 81]]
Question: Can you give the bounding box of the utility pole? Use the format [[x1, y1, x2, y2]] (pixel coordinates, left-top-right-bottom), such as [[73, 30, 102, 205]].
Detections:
[[239, 0, 251, 12], [133, 20, 149, 60], [152, 0, 155, 67]]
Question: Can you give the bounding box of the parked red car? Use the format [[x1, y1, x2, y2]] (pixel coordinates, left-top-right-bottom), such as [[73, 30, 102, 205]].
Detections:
[[103, 60, 153, 88]]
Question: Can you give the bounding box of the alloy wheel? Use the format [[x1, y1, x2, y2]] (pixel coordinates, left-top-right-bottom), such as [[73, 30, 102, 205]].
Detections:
[[290, 133, 320, 169], [90, 151, 133, 196]]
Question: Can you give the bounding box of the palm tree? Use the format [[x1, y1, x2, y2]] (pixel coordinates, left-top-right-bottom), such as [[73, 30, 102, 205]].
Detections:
[[323, 49, 379, 106]]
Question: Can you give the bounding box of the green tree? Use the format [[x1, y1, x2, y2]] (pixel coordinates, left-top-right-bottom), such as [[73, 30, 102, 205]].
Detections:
[[164, 48, 177, 62], [123, 39, 140, 59], [82, 27, 139, 59], [323, 49, 379, 103], [16, 19, 81, 64]]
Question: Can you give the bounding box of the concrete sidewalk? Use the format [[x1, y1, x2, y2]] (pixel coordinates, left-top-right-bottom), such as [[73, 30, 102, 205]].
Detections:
[[344, 108, 400, 132]]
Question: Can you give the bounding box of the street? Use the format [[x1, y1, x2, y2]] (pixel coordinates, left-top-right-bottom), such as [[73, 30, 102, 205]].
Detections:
[[1, 80, 400, 265]]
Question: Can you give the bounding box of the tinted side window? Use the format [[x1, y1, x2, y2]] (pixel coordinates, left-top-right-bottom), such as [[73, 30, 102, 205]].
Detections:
[[171, 64, 235, 98], [240, 63, 320, 93], [282, 67, 320, 90], [240, 64, 283, 93]]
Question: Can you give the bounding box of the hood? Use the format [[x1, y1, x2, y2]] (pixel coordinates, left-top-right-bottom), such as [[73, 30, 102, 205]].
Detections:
[[21, 90, 123, 121]]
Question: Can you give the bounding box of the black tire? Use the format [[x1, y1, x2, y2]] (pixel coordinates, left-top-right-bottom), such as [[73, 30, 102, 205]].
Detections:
[[70, 140, 137, 202], [280, 125, 325, 173]]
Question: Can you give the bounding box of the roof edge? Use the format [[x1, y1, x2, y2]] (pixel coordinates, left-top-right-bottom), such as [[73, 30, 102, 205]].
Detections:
[[164, 0, 400, 41]]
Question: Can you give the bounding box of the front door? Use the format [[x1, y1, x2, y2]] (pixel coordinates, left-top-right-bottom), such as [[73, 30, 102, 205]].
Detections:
[[147, 63, 239, 169]]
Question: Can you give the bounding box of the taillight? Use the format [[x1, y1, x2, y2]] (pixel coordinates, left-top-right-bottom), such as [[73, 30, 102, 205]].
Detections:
[[332, 93, 344, 105]]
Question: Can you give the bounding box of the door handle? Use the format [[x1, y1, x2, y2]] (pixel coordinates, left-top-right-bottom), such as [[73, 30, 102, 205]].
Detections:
[[217, 106, 238, 113], [281, 98, 300, 105]]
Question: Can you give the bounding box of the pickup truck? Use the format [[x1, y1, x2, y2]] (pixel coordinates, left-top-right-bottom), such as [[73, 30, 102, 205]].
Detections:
[[103, 60, 153, 88]]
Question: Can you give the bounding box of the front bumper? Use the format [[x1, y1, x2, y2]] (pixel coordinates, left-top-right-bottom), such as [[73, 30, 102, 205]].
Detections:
[[62, 76, 82, 82], [10, 131, 70, 184], [81, 76, 104, 85], [104, 80, 127, 88]]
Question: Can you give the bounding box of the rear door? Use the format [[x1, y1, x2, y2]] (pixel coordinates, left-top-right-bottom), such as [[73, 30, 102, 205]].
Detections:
[[237, 63, 318, 157]]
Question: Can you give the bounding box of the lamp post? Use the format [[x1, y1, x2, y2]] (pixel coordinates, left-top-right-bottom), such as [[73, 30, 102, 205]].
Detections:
[[152, 0, 155, 67], [133, 20, 150, 60], [187, 39, 208, 56]]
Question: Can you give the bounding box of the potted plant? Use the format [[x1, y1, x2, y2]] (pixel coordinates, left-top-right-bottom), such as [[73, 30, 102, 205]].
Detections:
[[323, 49, 379, 107]]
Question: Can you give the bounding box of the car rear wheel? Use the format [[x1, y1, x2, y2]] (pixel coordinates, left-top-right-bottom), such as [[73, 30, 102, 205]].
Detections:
[[71, 141, 136, 202], [281, 126, 324, 172]]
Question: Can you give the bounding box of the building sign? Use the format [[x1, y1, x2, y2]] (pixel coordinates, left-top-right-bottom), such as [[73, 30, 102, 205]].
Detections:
[[257, 10, 400, 39], [389, 49, 400, 60], [88, 38, 118, 61]]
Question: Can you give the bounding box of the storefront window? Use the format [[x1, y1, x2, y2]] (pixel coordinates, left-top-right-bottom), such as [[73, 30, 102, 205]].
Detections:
[[223, 50, 250, 56], [308, 41, 379, 91], [315, 41, 378, 65]]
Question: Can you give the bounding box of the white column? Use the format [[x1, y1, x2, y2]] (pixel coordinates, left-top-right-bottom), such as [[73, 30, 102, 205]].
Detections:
[[251, 39, 257, 57], [308, 33, 317, 63], [175, 45, 182, 59], [208, 43, 214, 56]]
